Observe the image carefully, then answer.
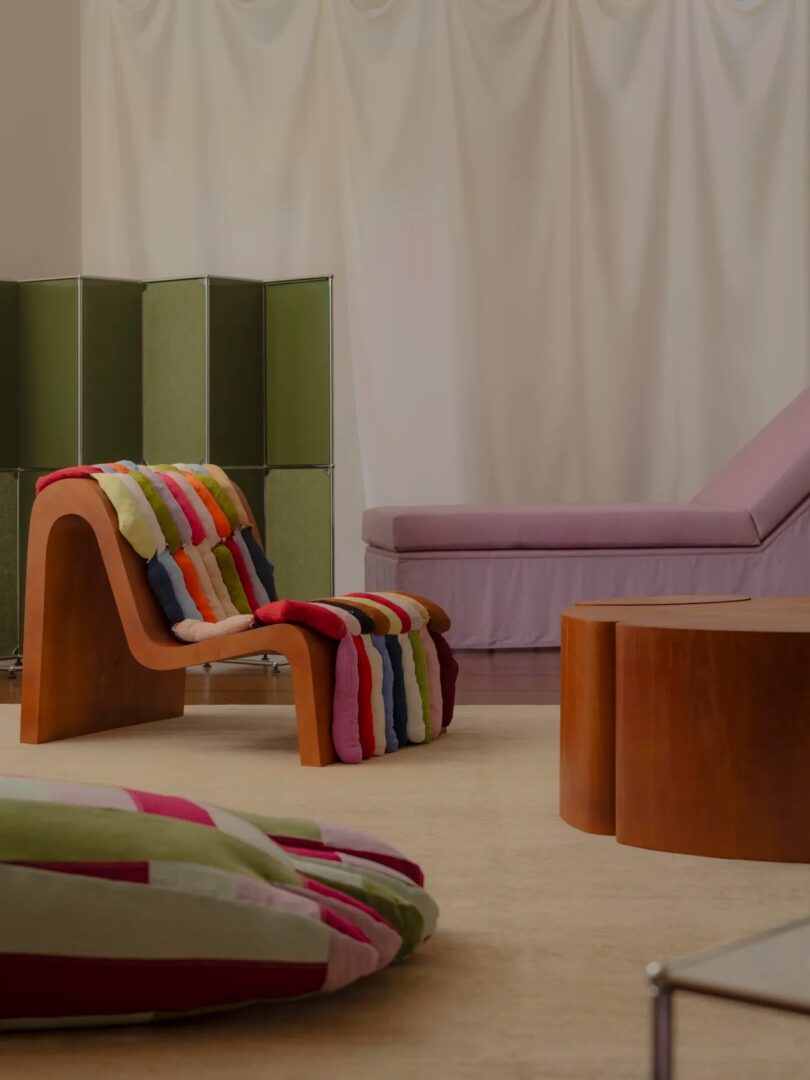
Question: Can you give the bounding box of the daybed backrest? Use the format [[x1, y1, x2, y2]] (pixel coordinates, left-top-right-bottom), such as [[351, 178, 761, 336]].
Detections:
[[692, 387, 810, 538]]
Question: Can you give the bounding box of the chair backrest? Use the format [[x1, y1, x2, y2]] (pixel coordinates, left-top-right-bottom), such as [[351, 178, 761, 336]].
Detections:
[[692, 387, 810, 538]]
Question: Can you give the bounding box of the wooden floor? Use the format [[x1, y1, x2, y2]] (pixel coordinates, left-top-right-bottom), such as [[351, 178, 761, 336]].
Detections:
[[0, 650, 561, 707]]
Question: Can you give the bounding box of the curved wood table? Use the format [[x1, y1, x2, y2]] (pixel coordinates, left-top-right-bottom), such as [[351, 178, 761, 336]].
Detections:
[[560, 596, 810, 862]]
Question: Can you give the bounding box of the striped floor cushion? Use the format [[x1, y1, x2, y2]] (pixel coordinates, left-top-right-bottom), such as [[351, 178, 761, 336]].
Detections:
[[0, 775, 437, 1030]]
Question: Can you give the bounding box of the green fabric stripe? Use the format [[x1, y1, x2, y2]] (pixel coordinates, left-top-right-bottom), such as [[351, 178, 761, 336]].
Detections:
[[409, 630, 432, 743], [213, 542, 251, 613], [304, 866, 426, 959], [0, 801, 299, 886], [233, 812, 323, 843], [197, 474, 241, 531], [127, 470, 182, 554]]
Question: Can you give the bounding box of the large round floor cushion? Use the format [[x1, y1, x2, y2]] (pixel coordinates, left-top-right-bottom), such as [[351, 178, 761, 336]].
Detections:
[[0, 776, 438, 1030]]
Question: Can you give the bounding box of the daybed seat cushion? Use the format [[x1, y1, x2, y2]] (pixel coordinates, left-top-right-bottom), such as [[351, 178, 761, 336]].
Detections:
[[363, 503, 760, 553], [0, 775, 437, 1030]]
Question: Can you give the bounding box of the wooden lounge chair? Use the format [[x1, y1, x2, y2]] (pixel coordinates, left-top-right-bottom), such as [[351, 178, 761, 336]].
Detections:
[[20, 479, 336, 765]]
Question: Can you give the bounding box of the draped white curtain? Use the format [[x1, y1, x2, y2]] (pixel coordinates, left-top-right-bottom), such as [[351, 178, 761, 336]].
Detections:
[[81, 0, 810, 588]]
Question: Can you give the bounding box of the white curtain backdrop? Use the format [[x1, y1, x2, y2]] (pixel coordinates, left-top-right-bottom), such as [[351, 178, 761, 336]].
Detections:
[[81, 0, 810, 588]]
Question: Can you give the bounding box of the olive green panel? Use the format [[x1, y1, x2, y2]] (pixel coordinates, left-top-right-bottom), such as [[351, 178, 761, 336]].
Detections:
[[81, 279, 143, 464], [208, 279, 263, 466], [0, 472, 18, 654], [0, 284, 18, 469], [142, 279, 206, 464], [265, 468, 332, 600], [16, 469, 47, 635], [18, 280, 79, 468], [265, 280, 331, 467], [226, 468, 265, 538]]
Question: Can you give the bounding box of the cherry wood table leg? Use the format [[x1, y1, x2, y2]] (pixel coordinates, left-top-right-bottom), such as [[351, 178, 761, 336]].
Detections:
[[559, 612, 617, 834], [616, 624, 810, 861]]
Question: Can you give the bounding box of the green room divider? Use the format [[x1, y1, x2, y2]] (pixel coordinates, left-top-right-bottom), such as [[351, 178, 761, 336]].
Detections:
[[0, 282, 18, 658], [265, 278, 333, 601], [0, 273, 334, 658]]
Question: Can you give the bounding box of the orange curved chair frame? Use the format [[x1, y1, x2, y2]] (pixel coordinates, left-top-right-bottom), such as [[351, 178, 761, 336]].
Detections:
[[20, 479, 337, 766]]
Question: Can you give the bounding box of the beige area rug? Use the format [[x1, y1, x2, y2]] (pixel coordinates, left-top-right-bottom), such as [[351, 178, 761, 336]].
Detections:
[[0, 704, 809, 1079]]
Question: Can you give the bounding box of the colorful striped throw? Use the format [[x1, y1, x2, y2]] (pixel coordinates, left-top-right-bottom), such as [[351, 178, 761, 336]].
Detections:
[[36, 464, 458, 763]]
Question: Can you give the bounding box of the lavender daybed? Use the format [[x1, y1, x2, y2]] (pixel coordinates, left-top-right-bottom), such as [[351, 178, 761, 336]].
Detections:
[[364, 389, 810, 648]]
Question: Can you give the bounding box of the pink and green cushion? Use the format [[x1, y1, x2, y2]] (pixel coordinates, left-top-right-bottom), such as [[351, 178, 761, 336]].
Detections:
[[0, 775, 437, 1030]]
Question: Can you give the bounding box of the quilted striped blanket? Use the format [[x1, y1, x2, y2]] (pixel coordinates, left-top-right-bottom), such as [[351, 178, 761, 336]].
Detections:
[[37, 464, 458, 763]]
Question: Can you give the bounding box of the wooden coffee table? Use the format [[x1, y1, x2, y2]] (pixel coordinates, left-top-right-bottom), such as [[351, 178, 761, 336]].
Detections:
[[560, 596, 810, 861]]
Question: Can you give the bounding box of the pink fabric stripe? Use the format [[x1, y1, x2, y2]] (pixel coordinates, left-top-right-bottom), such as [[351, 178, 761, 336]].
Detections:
[[160, 471, 206, 545], [332, 634, 362, 763], [283, 845, 341, 863], [274, 835, 424, 887], [303, 877, 395, 927], [124, 790, 215, 827]]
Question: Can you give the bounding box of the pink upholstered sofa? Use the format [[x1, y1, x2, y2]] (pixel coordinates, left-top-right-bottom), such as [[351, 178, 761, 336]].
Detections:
[[364, 389, 810, 648]]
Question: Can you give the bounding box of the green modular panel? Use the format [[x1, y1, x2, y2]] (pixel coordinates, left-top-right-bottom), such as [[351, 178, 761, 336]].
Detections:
[[143, 279, 206, 464], [81, 279, 143, 464], [265, 279, 331, 467], [265, 468, 332, 600], [227, 468, 265, 539], [16, 469, 47, 635], [18, 280, 79, 467], [0, 472, 18, 654], [0, 283, 19, 469], [208, 279, 263, 466]]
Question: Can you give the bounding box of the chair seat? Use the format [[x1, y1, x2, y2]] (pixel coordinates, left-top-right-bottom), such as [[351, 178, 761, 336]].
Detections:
[[362, 503, 760, 553]]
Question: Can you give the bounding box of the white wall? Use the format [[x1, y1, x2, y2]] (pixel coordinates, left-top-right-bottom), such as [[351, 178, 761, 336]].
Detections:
[[0, 0, 81, 279]]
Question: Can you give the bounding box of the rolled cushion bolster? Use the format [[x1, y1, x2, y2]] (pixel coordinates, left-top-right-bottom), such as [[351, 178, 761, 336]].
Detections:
[[35, 466, 103, 493], [254, 600, 348, 641]]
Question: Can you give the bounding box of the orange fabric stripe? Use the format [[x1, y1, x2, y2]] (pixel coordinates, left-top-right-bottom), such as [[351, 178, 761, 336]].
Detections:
[[174, 548, 217, 622], [182, 472, 231, 539]]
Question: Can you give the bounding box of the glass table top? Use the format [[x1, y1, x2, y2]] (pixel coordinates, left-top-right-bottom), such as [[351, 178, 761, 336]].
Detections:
[[648, 917, 810, 1015]]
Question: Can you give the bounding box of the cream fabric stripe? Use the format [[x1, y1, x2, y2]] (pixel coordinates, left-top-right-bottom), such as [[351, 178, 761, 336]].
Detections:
[[419, 627, 444, 738], [200, 547, 239, 618], [362, 637, 386, 757], [398, 635, 425, 744], [116, 473, 168, 553]]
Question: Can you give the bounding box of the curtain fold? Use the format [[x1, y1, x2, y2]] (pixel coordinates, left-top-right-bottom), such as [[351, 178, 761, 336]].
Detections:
[[81, 0, 810, 583]]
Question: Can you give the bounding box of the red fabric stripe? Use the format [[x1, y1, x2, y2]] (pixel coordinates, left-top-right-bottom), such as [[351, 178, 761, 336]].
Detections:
[[160, 471, 206, 545], [254, 599, 347, 640], [320, 908, 371, 944], [430, 629, 459, 729], [35, 466, 103, 494], [303, 878, 395, 928], [225, 536, 259, 611], [349, 593, 412, 632], [124, 790, 215, 827], [283, 844, 341, 863], [11, 861, 150, 884], [353, 637, 374, 758], [0, 954, 327, 1019]]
